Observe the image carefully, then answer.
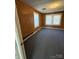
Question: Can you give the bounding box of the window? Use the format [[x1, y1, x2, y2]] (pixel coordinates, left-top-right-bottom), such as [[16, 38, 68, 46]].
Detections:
[[46, 15, 53, 25], [45, 14, 61, 25], [53, 15, 61, 25], [34, 12, 39, 28]]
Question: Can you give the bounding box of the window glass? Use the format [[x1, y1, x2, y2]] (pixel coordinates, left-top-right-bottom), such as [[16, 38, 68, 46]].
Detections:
[[53, 15, 61, 25], [34, 12, 39, 28], [45, 14, 61, 25], [46, 15, 53, 25]]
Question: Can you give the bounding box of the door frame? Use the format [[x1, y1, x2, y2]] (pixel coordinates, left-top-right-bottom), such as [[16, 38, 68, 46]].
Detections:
[[15, 7, 27, 59]]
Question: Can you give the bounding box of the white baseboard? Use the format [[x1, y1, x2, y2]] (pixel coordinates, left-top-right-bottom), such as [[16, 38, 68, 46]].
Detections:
[[21, 27, 42, 45], [21, 27, 64, 45]]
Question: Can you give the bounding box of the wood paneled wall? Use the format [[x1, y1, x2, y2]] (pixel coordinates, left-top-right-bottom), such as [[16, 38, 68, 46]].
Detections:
[[40, 14, 45, 27], [16, 0, 43, 39], [16, 0, 64, 39], [61, 12, 64, 29]]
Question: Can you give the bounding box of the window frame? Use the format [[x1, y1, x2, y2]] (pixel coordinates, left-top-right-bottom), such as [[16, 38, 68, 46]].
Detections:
[[45, 13, 62, 26], [34, 12, 40, 28]]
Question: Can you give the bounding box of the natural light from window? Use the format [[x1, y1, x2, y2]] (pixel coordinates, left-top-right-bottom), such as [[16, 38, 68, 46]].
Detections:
[[45, 14, 61, 25], [34, 12, 39, 28]]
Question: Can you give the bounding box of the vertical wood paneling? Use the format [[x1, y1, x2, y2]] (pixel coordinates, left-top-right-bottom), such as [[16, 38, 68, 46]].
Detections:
[[16, 0, 43, 39]]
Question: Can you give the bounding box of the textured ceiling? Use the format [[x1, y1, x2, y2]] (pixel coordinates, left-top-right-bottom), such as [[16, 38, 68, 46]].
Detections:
[[23, 0, 64, 13]]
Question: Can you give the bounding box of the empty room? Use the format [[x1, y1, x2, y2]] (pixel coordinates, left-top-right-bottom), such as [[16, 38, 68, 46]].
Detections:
[[15, 0, 64, 59]]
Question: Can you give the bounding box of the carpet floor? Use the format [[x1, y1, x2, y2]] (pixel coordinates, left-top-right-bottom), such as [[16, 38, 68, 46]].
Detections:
[[24, 28, 64, 59]]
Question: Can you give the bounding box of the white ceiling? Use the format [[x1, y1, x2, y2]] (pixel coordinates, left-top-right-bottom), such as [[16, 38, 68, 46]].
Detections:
[[23, 0, 64, 13]]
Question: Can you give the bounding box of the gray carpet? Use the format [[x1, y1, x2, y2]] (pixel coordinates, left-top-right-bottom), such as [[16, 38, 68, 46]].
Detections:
[[24, 28, 64, 59]]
